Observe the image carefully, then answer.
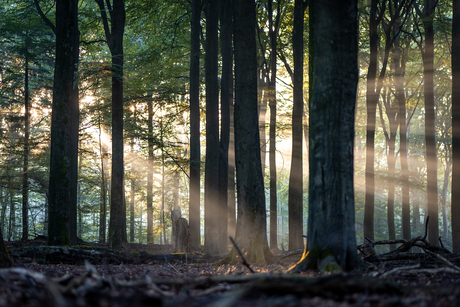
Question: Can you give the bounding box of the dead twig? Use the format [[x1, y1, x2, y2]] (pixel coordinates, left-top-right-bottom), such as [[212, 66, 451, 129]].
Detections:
[[380, 263, 421, 278], [229, 236, 255, 274], [424, 250, 460, 272]]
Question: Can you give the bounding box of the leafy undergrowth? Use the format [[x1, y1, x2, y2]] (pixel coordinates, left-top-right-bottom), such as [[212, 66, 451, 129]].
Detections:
[[2, 238, 460, 306]]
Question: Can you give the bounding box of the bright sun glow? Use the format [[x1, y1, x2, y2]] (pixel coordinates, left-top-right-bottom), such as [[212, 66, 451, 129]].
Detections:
[[81, 95, 96, 106]]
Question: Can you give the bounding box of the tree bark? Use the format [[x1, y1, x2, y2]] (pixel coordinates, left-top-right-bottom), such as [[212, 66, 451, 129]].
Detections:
[[98, 119, 107, 243], [147, 101, 154, 244], [452, 0, 460, 253], [130, 139, 135, 243], [225, 0, 272, 264], [22, 52, 29, 241], [204, 0, 220, 255], [395, 43, 411, 241], [189, 0, 201, 251], [48, 0, 78, 246], [218, 0, 233, 252], [228, 102, 236, 240], [421, 0, 439, 246], [268, 0, 278, 251], [364, 0, 380, 244], [108, 0, 126, 250], [288, 0, 306, 252], [291, 0, 361, 271], [0, 227, 12, 267], [441, 154, 451, 242], [69, 23, 80, 246]]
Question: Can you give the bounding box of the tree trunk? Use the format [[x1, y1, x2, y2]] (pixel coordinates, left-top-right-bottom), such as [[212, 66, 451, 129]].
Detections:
[[204, 0, 220, 255], [421, 0, 439, 246], [130, 140, 135, 243], [189, 0, 201, 251], [0, 189, 6, 237], [98, 119, 107, 243], [22, 52, 29, 241], [378, 86, 399, 251], [268, 0, 278, 251], [224, 0, 272, 264], [441, 155, 451, 242], [218, 0, 232, 252], [228, 95, 236, 240], [259, 90, 268, 178], [364, 0, 380, 243], [387, 128, 397, 250], [69, 22, 80, 246], [108, 0, 126, 250], [291, 0, 361, 271], [0, 227, 12, 267], [288, 0, 306, 252], [395, 43, 411, 241], [8, 185, 14, 241], [147, 101, 154, 244], [452, 0, 460, 253], [48, 0, 78, 246]]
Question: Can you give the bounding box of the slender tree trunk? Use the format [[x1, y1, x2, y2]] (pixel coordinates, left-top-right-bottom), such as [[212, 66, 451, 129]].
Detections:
[[288, 0, 306, 251], [259, 72, 267, 178], [98, 119, 107, 243], [0, 189, 6, 237], [69, 22, 80, 246], [452, 0, 460, 253], [204, 0, 220, 255], [387, 130, 397, 250], [147, 101, 154, 244], [130, 140, 135, 243], [161, 133, 166, 245], [108, 0, 126, 250], [268, 0, 278, 251], [422, 0, 439, 246], [48, 0, 78, 246], [189, 0, 201, 251], [441, 154, 451, 242], [0, 227, 12, 267], [396, 44, 411, 241], [378, 86, 398, 251], [218, 0, 232, 252], [225, 0, 272, 264], [228, 102, 236, 240], [22, 52, 30, 241], [8, 186, 14, 242], [364, 0, 380, 243], [77, 140, 83, 238]]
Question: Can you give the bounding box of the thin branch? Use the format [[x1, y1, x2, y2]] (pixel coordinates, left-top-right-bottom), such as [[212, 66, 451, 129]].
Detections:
[[229, 237, 255, 274], [33, 0, 56, 34]]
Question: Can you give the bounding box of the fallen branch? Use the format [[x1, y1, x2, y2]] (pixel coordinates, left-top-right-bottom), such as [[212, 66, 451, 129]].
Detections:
[[229, 237, 255, 274]]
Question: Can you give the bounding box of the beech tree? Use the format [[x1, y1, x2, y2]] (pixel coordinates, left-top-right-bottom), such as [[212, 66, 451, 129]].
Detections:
[[416, 0, 439, 246], [189, 0, 201, 251], [224, 0, 272, 264], [288, 0, 307, 252], [204, 0, 221, 254], [452, 0, 460, 252], [47, 0, 78, 246], [290, 0, 361, 271], [94, 0, 126, 250], [218, 0, 233, 250]]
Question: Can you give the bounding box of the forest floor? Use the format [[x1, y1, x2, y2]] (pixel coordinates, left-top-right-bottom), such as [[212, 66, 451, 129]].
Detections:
[[2, 237, 460, 306]]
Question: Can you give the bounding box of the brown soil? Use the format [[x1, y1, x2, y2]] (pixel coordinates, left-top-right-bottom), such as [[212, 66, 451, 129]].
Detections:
[[2, 238, 460, 307]]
